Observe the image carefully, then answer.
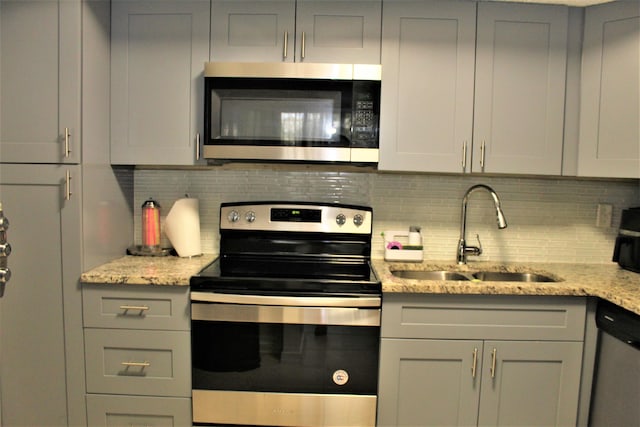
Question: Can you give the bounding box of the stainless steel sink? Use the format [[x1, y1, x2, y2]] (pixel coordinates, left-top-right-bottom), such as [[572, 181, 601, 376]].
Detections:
[[391, 269, 559, 283], [471, 271, 558, 282], [391, 270, 471, 281]]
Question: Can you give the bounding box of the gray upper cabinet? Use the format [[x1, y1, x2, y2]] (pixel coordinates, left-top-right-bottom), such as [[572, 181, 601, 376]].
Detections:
[[378, 0, 476, 173], [0, 0, 81, 164], [210, 0, 381, 63], [110, 0, 210, 165], [379, 1, 568, 175], [473, 3, 568, 175], [578, 1, 640, 178]]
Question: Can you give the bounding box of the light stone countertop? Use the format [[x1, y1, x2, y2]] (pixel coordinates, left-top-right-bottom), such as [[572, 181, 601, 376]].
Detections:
[[80, 254, 217, 286], [372, 259, 640, 315], [80, 255, 640, 315]]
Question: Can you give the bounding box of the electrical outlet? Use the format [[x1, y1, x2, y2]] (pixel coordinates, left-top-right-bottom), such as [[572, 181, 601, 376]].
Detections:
[[596, 203, 613, 228]]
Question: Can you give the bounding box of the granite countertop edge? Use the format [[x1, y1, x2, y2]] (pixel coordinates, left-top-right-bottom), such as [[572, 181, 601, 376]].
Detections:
[[80, 254, 217, 286], [80, 255, 640, 315], [373, 259, 640, 315]]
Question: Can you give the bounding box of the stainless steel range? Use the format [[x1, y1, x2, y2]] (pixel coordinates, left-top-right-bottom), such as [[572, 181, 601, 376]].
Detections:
[[190, 201, 381, 427]]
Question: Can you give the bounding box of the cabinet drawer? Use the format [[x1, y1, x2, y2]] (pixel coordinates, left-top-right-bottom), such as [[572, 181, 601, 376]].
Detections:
[[85, 329, 190, 397], [382, 294, 586, 341], [82, 284, 189, 330], [86, 394, 191, 426]]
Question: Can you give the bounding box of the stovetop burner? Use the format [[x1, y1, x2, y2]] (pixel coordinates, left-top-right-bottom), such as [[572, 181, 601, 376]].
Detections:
[[190, 202, 381, 297], [190, 257, 381, 296]]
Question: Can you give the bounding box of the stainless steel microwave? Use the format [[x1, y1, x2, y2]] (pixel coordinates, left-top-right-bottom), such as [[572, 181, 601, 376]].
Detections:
[[203, 62, 381, 164]]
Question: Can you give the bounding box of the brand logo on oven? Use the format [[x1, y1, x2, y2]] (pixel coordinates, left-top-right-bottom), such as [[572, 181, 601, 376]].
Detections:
[[332, 369, 349, 386]]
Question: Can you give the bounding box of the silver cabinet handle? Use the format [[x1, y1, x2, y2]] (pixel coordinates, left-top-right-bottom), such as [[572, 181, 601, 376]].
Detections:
[[196, 133, 201, 161], [65, 170, 72, 201], [0, 268, 10, 285], [490, 347, 497, 378], [472, 347, 478, 378], [119, 305, 149, 312], [301, 31, 306, 60], [462, 141, 467, 172], [0, 204, 10, 294], [64, 127, 71, 158], [480, 140, 486, 172], [283, 31, 288, 60], [121, 361, 150, 368]]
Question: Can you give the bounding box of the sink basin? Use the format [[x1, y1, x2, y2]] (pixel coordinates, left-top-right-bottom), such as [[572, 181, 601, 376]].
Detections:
[[391, 269, 559, 283], [471, 271, 558, 282], [391, 270, 471, 281]]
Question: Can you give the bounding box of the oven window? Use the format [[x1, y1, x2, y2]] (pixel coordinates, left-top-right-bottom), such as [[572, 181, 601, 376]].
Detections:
[[192, 320, 379, 395]]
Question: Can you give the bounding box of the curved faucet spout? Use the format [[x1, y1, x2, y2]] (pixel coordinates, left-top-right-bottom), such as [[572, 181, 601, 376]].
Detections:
[[457, 184, 507, 264]]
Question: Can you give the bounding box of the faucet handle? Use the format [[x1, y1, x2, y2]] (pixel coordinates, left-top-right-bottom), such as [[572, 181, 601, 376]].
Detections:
[[467, 234, 482, 256]]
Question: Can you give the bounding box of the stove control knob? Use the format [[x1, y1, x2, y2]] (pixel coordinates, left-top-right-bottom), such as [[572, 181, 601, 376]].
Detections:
[[336, 213, 346, 226], [227, 210, 240, 223], [245, 211, 256, 223], [353, 214, 364, 227]]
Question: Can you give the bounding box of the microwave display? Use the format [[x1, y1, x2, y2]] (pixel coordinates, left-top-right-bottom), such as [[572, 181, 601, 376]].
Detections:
[[203, 66, 380, 164]]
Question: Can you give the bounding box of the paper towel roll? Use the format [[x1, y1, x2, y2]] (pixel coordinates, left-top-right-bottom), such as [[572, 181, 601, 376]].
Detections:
[[164, 197, 202, 257]]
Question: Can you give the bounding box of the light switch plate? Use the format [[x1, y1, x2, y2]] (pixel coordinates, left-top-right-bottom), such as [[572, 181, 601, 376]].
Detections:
[[596, 203, 613, 228]]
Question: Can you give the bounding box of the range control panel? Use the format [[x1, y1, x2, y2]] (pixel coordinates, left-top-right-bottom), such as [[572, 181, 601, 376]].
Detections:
[[220, 202, 372, 234]]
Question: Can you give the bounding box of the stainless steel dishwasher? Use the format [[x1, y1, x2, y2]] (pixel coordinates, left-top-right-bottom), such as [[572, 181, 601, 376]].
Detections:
[[589, 299, 640, 426]]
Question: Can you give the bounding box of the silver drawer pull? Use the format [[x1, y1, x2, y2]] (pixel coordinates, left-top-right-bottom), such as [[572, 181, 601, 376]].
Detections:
[[119, 305, 149, 312], [121, 361, 150, 368]]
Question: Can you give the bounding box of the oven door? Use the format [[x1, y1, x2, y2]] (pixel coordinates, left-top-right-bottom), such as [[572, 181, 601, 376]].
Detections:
[[191, 292, 380, 427]]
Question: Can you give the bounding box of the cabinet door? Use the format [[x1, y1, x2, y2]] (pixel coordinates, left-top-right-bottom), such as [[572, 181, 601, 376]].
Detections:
[[478, 341, 583, 427], [295, 0, 381, 64], [377, 338, 482, 427], [87, 395, 191, 427], [578, 1, 640, 178], [0, 0, 81, 163], [110, 0, 209, 165], [83, 285, 190, 330], [210, 0, 295, 62], [473, 3, 568, 175], [378, 0, 476, 172], [0, 164, 82, 426], [85, 329, 191, 397]]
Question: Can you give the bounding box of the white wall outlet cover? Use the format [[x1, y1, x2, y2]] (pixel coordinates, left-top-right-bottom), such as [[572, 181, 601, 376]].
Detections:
[[596, 203, 613, 228]]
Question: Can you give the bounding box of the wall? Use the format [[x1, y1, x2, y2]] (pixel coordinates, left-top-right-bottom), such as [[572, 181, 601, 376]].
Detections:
[[134, 168, 639, 264]]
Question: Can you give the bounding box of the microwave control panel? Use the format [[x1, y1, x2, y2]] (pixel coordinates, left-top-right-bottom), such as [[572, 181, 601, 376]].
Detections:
[[351, 82, 380, 147]]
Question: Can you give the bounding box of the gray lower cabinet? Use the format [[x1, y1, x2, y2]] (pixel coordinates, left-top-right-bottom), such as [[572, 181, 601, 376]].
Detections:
[[578, 1, 640, 178], [82, 285, 192, 426], [110, 0, 209, 165], [377, 294, 586, 427], [0, 164, 83, 426], [87, 395, 191, 427], [0, 0, 81, 164]]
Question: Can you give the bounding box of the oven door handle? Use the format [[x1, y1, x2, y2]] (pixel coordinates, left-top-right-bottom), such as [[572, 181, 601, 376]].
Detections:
[[191, 301, 380, 327], [190, 291, 381, 308]]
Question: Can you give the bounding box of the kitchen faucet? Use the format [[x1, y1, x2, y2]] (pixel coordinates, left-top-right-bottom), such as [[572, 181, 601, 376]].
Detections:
[[457, 184, 507, 264]]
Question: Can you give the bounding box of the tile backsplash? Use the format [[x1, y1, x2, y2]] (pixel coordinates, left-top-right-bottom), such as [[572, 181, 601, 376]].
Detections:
[[134, 168, 639, 264]]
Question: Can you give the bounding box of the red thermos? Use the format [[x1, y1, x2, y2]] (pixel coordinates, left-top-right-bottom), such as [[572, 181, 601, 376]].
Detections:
[[141, 198, 161, 250]]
